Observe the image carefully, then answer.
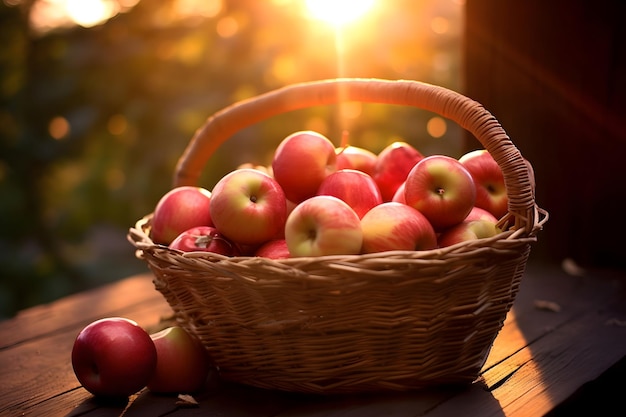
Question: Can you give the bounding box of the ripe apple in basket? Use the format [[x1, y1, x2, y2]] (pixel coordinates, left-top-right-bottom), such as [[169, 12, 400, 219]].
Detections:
[[71, 317, 157, 398], [391, 181, 407, 203], [254, 238, 290, 259], [169, 226, 239, 256], [147, 326, 212, 394], [360, 202, 437, 253], [272, 130, 337, 203], [285, 195, 363, 257], [464, 206, 499, 223], [373, 141, 424, 202], [335, 145, 378, 176], [150, 186, 213, 245], [316, 169, 383, 219], [459, 149, 508, 219], [210, 168, 287, 246], [404, 155, 476, 231], [438, 218, 502, 247]]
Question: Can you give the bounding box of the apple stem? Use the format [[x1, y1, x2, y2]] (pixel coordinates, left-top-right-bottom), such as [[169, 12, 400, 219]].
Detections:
[[340, 130, 350, 148]]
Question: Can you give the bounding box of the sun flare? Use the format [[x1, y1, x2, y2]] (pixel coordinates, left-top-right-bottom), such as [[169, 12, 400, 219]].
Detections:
[[305, 0, 376, 27]]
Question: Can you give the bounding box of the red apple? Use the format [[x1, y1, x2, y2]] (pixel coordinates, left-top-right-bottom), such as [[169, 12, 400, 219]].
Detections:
[[71, 317, 157, 398], [272, 130, 337, 203], [147, 326, 212, 394], [150, 186, 213, 245], [391, 181, 407, 203], [254, 238, 290, 259], [464, 206, 499, 223], [210, 168, 287, 246], [316, 169, 383, 219], [438, 218, 502, 247], [459, 149, 508, 219], [335, 145, 378, 176], [169, 226, 239, 256], [285, 195, 363, 257], [404, 155, 476, 231], [373, 141, 424, 202], [360, 202, 437, 253]]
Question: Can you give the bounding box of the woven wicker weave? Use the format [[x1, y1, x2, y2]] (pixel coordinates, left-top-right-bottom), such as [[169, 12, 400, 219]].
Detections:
[[128, 78, 547, 394]]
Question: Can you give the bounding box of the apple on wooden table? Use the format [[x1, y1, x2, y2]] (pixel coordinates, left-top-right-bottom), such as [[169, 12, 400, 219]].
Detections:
[[404, 155, 476, 231], [147, 326, 212, 394], [71, 317, 157, 398]]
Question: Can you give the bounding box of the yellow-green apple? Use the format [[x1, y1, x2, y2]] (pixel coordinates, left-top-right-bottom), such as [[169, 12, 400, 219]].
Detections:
[[438, 218, 502, 247], [464, 206, 499, 223], [272, 130, 337, 203], [147, 326, 212, 394], [316, 169, 383, 219], [458, 149, 508, 219], [285, 195, 363, 257], [404, 155, 476, 231], [360, 202, 437, 253], [373, 141, 424, 202], [71, 317, 157, 398], [150, 186, 213, 245], [335, 145, 378, 176], [210, 168, 287, 246], [254, 238, 290, 259], [169, 226, 239, 256]]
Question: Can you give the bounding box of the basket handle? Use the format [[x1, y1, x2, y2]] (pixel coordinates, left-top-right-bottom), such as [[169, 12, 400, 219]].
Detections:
[[174, 78, 538, 234]]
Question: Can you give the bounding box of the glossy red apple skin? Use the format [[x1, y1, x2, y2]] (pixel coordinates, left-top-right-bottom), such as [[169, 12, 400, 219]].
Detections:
[[360, 202, 437, 253], [169, 226, 239, 256], [147, 326, 212, 394], [71, 317, 157, 398], [335, 145, 378, 176], [285, 195, 363, 257], [254, 239, 291, 259], [272, 131, 337, 204], [391, 181, 407, 203], [459, 149, 508, 219], [316, 169, 383, 219], [438, 218, 502, 247], [150, 186, 213, 245], [373, 141, 424, 202], [210, 168, 287, 246], [404, 155, 476, 231], [464, 206, 499, 223]]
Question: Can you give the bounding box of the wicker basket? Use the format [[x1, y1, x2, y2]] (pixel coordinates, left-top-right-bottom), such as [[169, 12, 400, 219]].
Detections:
[[128, 78, 547, 394]]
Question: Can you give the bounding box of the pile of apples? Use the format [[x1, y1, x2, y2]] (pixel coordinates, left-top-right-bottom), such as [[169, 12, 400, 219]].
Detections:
[[149, 130, 508, 259], [71, 317, 214, 398]]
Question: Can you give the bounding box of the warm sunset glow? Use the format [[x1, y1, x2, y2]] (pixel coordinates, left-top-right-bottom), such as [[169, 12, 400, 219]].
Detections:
[[305, 0, 376, 27], [66, 0, 118, 28]]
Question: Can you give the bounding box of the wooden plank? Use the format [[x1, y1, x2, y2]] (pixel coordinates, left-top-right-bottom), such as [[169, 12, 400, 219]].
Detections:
[[0, 290, 172, 417], [424, 284, 626, 417], [0, 273, 167, 349]]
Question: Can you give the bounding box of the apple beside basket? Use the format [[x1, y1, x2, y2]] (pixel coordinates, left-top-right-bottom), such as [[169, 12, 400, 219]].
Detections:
[[128, 78, 548, 394]]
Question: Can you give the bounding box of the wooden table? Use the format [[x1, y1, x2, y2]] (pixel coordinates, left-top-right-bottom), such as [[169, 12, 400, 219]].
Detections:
[[2, 261, 625, 417]]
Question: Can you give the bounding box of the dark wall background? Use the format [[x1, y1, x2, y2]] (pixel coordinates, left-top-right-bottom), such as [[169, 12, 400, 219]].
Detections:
[[464, 0, 626, 269]]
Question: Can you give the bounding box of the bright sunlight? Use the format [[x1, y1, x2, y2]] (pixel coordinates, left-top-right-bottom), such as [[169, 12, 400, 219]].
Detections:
[[305, 0, 376, 27]]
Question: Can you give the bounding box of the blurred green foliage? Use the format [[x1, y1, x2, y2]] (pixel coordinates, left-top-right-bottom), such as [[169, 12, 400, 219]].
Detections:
[[0, 0, 463, 318]]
